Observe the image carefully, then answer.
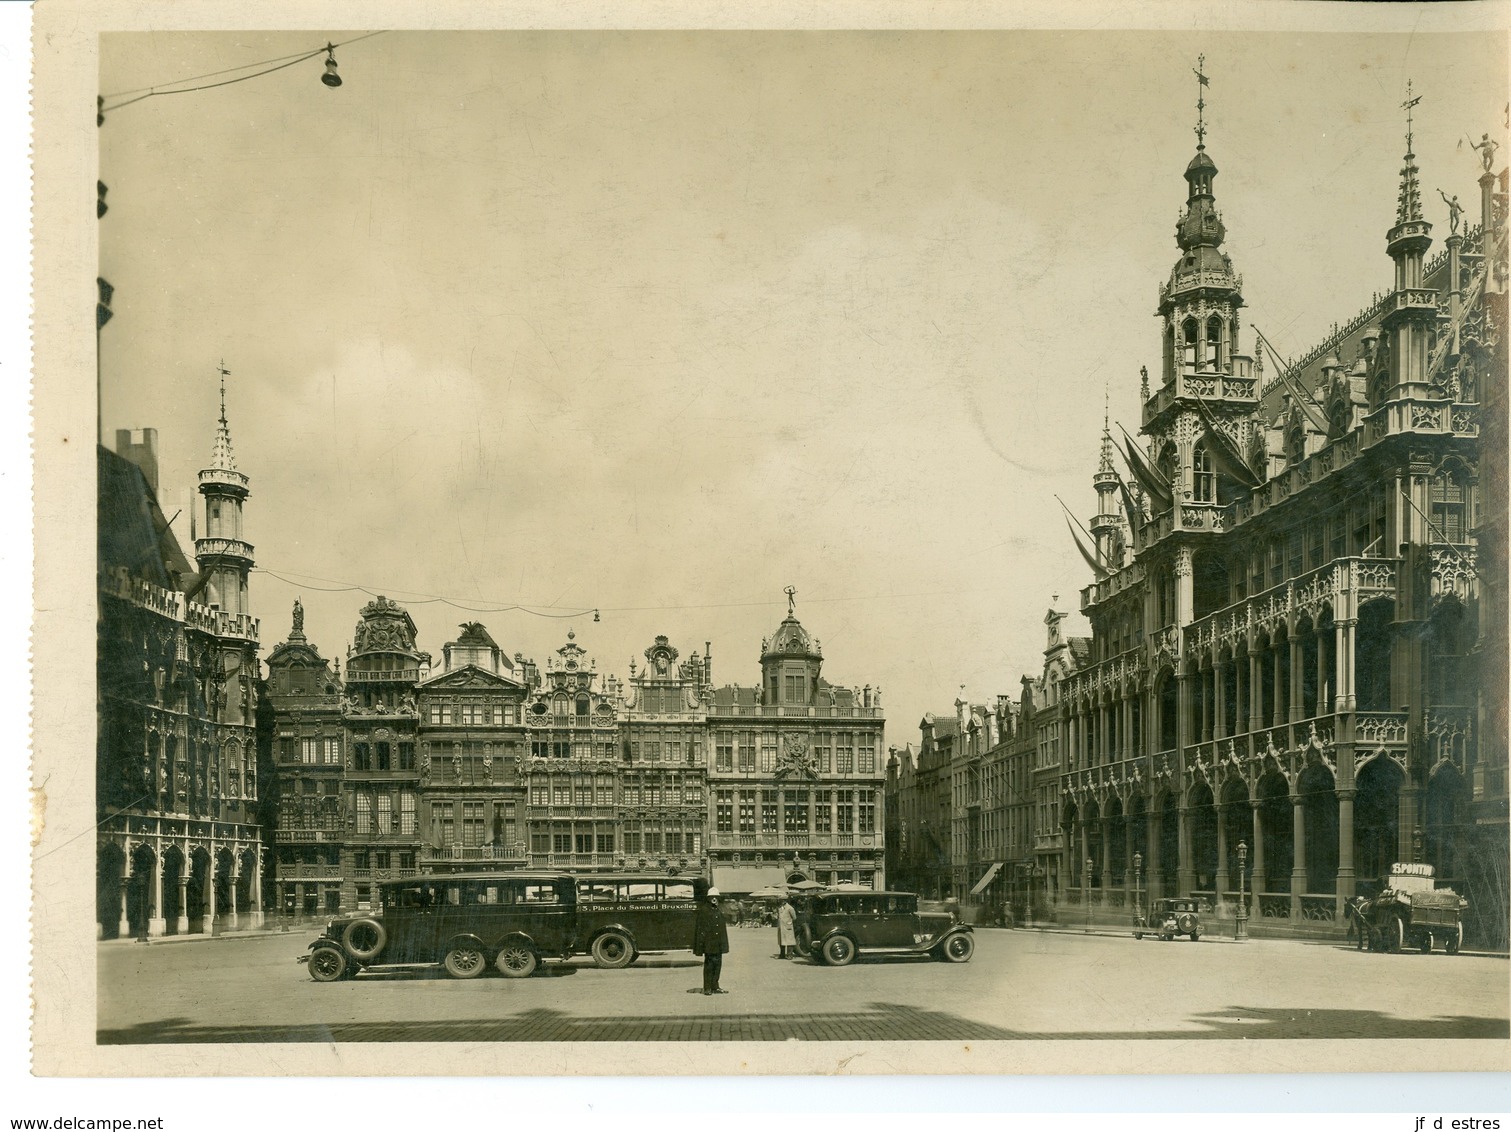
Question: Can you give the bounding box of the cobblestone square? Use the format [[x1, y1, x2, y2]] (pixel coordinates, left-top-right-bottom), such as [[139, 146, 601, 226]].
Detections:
[[97, 924, 1508, 1044]]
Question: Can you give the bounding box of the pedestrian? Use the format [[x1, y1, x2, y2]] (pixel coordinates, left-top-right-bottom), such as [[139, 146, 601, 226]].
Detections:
[[776, 898, 797, 959], [691, 886, 730, 995]]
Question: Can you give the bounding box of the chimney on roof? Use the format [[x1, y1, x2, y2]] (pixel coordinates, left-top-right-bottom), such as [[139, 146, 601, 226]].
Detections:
[[114, 427, 160, 494]]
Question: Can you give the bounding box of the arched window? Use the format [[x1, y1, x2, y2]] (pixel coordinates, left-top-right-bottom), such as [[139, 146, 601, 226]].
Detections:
[[1430, 467, 1470, 543], [1328, 396, 1349, 440], [1191, 441, 1215, 503], [1182, 319, 1199, 368], [552, 693, 569, 719], [1287, 425, 1306, 467], [1206, 315, 1223, 369], [575, 694, 591, 718]]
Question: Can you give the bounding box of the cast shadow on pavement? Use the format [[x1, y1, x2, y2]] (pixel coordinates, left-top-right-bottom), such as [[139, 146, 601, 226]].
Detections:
[[96, 1002, 1509, 1044]]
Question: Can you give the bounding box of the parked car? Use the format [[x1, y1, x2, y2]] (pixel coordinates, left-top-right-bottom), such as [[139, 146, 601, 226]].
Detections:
[[302, 872, 577, 981], [1348, 862, 1467, 954], [1134, 897, 1202, 942], [794, 890, 975, 966]]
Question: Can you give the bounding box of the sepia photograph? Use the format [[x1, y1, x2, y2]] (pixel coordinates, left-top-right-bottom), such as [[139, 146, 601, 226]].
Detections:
[[24, 0, 1511, 1100]]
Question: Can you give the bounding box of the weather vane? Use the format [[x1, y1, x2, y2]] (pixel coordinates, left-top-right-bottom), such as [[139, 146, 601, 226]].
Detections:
[[1193, 54, 1209, 149], [1402, 79, 1421, 154], [217, 359, 231, 423]]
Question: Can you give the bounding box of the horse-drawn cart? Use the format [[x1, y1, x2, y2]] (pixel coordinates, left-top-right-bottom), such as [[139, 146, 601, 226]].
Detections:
[[1348, 862, 1467, 954]]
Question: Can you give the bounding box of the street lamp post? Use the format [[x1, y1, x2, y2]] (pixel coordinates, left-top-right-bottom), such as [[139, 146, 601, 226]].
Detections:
[[1133, 850, 1143, 928], [1236, 840, 1249, 942], [1084, 856, 1094, 933]]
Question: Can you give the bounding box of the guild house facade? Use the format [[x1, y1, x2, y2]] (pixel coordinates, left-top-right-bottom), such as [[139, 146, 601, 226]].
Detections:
[[261, 590, 884, 913]]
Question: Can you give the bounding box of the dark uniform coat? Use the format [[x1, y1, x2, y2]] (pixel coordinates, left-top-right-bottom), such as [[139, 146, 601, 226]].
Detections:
[[692, 900, 730, 956]]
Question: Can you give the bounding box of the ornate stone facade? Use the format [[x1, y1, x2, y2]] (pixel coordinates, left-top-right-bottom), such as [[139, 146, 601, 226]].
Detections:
[[97, 403, 263, 939], [1050, 93, 1507, 945]]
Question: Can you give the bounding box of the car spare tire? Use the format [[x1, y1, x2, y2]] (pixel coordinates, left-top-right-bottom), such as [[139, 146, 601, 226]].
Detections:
[[342, 917, 387, 961], [1177, 912, 1197, 935]]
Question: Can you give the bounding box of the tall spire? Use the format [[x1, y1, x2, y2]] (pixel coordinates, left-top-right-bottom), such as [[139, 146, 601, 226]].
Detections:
[[1098, 388, 1116, 474], [1177, 56, 1224, 249], [210, 359, 238, 472], [1193, 54, 1209, 151], [1397, 81, 1424, 224]]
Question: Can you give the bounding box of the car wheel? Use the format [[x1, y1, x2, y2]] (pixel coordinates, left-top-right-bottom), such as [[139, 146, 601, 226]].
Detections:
[[941, 933, 975, 963], [1419, 933, 1433, 955], [342, 918, 387, 962], [443, 943, 487, 979], [1190, 932, 1200, 942], [821, 935, 856, 967], [1388, 914, 1405, 954], [1446, 923, 1463, 955], [307, 945, 347, 983], [495, 943, 538, 978], [591, 931, 634, 970], [1133, 932, 1143, 940]]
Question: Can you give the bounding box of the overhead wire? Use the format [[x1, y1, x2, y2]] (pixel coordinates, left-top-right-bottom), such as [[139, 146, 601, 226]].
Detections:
[[99, 31, 389, 115], [251, 565, 1021, 620]]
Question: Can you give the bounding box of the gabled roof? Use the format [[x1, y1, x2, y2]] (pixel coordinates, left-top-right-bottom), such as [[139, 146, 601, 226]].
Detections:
[[98, 445, 197, 592], [921, 712, 959, 739], [418, 663, 527, 691]]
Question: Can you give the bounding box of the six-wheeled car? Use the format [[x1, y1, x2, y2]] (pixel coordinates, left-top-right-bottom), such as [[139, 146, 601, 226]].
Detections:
[[301, 872, 577, 981]]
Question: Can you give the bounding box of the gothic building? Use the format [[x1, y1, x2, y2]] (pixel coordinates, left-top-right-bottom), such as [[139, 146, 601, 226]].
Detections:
[[97, 384, 264, 938], [1053, 92, 1507, 944]]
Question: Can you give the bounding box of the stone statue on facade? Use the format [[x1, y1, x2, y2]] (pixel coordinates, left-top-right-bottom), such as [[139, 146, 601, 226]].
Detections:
[[1471, 132, 1499, 173], [1439, 189, 1464, 236], [292, 597, 304, 634]]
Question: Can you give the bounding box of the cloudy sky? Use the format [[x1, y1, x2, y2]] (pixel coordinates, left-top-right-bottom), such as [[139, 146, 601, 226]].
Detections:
[[98, 29, 1505, 745]]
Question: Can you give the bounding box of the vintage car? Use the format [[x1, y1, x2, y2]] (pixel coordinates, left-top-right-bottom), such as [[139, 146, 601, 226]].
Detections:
[[1348, 862, 1467, 954], [1133, 897, 1202, 942], [573, 874, 700, 968], [794, 890, 975, 966], [302, 872, 578, 981]]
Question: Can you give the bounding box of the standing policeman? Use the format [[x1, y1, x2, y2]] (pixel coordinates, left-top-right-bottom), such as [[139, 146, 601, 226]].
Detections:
[[691, 885, 730, 995]]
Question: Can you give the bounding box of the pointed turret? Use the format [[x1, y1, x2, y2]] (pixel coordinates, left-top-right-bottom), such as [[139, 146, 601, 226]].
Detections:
[[1376, 81, 1436, 408], [195, 361, 254, 618], [1089, 396, 1125, 567]]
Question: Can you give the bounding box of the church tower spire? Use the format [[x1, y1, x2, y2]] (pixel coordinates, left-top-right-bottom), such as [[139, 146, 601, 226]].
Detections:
[[195, 360, 254, 617]]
